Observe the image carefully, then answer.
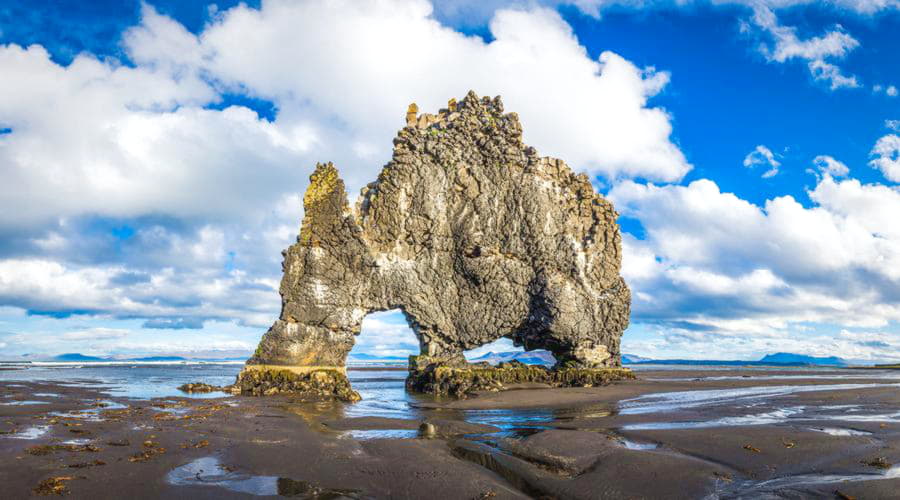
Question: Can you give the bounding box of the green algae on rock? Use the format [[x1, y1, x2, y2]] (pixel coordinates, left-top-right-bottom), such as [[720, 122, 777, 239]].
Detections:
[[407, 357, 635, 398], [240, 91, 632, 400], [235, 366, 360, 402], [176, 382, 227, 394]]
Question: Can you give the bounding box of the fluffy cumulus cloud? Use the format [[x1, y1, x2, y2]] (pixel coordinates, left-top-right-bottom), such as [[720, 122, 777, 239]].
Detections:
[[743, 145, 781, 178], [610, 173, 900, 359], [195, 1, 689, 185], [870, 133, 900, 182]]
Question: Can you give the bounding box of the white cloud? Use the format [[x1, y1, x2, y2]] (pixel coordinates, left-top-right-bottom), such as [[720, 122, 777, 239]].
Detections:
[[0, 257, 279, 328], [187, 1, 689, 185], [807, 59, 860, 89], [0, 42, 310, 230], [353, 311, 419, 357], [869, 134, 900, 182], [61, 328, 130, 341], [626, 325, 900, 362], [887, 120, 900, 132], [748, 4, 860, 90], [812, 155, 850, 177], [743, 145, 781, 178], [609, 174, 900, 339]]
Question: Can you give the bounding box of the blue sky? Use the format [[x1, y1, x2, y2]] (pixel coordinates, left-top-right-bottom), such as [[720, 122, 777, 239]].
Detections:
[[0, 0, 898, 361]]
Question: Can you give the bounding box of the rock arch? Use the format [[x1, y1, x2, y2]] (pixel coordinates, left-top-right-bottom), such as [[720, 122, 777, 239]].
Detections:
[[237, 92, 632, 400]]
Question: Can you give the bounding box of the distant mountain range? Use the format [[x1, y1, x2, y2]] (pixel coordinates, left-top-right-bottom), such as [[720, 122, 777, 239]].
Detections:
[[466, 351, 852, 367], [52, 353, 107, 362], [625, 352, 849, 367], [44, 353, 247, 363], [468, 350, 556, 365], [37, 351, 852, 367], [758, 352, 847, 366]]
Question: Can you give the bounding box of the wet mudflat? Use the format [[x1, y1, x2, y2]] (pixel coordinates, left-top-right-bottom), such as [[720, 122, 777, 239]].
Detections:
[[4, 366, 900, 498]]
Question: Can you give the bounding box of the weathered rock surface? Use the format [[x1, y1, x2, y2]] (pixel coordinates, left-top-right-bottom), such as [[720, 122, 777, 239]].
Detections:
[[243, 91, 631, 399]]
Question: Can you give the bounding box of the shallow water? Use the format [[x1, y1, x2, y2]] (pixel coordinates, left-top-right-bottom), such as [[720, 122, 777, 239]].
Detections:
[[342, 429, 420, 440], [650, 371, 900, 382], [346, 369, 560, 435], [167, 456, 280, 495], [167, 456, 362, 497], [344, 369, 427, 420], [722, 464, 900, 497], [620, 439, 659, 450], [4, 425, 50, 439], [0, 363, 242, 399], [619, 382, 900, 415], [808, 427, 872, 436], [623, 406, 808, 430]]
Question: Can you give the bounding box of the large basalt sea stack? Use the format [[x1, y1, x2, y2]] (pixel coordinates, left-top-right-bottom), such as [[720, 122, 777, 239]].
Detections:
[[237, 91, 632, 401]]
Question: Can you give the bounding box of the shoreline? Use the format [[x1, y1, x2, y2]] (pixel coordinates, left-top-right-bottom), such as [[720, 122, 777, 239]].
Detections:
[[3, 368, 900, 498]]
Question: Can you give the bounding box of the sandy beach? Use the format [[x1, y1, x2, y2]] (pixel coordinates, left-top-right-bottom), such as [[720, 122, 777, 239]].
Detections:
[[3, 368, 900, 499]]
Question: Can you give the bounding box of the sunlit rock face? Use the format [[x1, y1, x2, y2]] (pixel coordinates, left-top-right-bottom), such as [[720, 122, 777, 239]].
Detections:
[[243, 91, 631, 398]]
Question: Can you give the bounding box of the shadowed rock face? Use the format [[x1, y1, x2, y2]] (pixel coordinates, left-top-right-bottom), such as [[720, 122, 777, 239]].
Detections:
[[244, 91, 631, 396]]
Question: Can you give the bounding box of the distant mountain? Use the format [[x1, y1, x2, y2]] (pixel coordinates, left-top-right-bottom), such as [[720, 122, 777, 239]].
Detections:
[[51, 353, 106, 362], [625, 352, 849, 367], [622, 354, 652, 364], [759, 352, 847, 366], [127, 356, 187, 362], [469, 350, 556, 365], [44, 353, 246, 363]]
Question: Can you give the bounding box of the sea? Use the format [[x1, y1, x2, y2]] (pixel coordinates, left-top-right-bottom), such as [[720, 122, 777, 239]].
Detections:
[[4, 360, 897, 428]]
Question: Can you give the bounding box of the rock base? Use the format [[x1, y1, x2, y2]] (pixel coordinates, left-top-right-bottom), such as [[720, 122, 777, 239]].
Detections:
[[235, 366, 361, 402], [177, 382, 236, 395], [406, 356, 635, 398]]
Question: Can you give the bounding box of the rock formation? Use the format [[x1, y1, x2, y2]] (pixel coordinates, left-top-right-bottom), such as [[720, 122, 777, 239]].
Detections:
[[238, 91, 632, 400]]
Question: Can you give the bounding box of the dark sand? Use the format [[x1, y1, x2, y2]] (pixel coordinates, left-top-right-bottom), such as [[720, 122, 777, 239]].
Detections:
[[3, 369, 900, 498]]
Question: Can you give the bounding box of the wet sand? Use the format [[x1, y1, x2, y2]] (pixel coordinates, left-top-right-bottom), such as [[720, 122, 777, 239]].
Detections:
[[3, 368, 900, 498]]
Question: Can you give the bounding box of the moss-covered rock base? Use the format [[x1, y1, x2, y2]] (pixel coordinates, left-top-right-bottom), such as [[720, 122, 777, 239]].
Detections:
[[406, 356, 636, 398], [235, 366, 361, 402]]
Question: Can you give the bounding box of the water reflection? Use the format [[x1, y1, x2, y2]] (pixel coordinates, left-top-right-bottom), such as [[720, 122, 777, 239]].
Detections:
[[331, 368, 617, 441]]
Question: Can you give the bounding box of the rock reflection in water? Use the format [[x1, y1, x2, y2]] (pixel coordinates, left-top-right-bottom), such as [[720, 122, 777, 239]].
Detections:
[[337, 367, 622, 443]]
